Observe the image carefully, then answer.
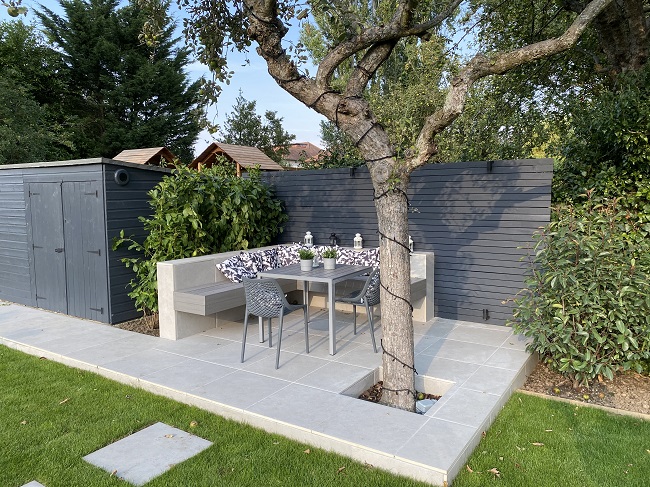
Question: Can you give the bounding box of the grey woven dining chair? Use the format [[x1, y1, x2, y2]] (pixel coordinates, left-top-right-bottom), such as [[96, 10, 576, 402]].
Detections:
[[241, 277, 309, 369], [335, 268, 380, 352]]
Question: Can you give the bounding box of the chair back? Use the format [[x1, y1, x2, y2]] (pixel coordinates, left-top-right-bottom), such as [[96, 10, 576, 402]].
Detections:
[[242, 277, 286, 318], [361, 268, 381, 306]]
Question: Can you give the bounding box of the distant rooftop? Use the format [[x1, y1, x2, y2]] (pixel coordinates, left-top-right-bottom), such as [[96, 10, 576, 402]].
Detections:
[[113, 147, 176, 168], [190, 142, 283, 175]]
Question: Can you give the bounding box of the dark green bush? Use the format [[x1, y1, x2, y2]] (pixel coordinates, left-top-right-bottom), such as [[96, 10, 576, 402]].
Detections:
[[510, 196, 650, 386], [553, 64, 650, 206], [113, 165, 287, 314]]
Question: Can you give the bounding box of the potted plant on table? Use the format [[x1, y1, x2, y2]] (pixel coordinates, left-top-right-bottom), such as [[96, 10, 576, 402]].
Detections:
[[322, 248, 337, 270], [298, 248, 315, 271]]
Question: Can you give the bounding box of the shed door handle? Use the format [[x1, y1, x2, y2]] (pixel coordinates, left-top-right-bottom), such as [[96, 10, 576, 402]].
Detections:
[[55, 248, 64, 253]]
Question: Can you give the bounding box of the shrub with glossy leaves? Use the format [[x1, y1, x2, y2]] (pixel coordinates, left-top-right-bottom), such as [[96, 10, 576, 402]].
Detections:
[[113, 164, 287, 314], [510, 195, 650, 386]]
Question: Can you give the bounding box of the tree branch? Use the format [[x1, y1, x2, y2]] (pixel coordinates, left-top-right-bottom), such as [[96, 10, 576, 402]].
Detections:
[[407, 0, 615, 171], [316, 0, 462, 89], [344, 41, 396, 97]]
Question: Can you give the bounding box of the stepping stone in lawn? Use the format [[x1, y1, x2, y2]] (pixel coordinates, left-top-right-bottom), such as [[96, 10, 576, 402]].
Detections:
[[83, 422, 212, 486], [21, 482, 46, 487]]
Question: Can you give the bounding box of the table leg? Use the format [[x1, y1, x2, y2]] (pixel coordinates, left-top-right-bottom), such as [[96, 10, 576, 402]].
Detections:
[[328, 280, 336, 355], [258, 316, 264, 343], [303, 280, 309, 322]]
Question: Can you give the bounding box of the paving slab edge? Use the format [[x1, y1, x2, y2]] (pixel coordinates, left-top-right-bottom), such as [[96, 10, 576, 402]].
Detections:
[[517, 389, 650, 421], [1, 337, 450, 486]]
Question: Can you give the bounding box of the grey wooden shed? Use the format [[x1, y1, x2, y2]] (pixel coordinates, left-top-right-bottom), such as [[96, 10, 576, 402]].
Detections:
[[0, 158, 170, 324]]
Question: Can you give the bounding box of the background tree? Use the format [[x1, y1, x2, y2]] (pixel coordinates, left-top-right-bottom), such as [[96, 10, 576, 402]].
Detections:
[[37, 0, 205, 163], [219, 92, 295, 163], [0, 20, 74, 164], [301, 120, 363, 169], [141, 0, 614, 411]]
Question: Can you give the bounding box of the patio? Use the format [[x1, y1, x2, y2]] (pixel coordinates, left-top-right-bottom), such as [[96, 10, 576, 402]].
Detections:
[[0, 302, 535, 486]]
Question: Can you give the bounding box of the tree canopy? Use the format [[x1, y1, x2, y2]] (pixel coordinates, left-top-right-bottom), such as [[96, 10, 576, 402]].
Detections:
[[219, 92, 295, 163], [35, 0, 205, 163]]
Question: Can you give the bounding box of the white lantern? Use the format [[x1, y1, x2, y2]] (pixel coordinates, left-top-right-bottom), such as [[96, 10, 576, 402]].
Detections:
[[304, 231, 313, 247], [408, 235, 414, 253], [353, 233, 363, 250]]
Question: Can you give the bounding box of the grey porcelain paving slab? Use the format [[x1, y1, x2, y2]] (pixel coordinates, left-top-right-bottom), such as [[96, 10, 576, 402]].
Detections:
[[414, 356, 481, 383], [141, 358, 236, 391], [101, 348, 188, 378], [296, 361, 374, 392], [83, 422, 212, 486], [422, 339, 500, 365], [153, 333, 235, 357], [249, 383, 428, 454], [444, 324, 512, 347], [240, 351, 329, 382], [197, 340, 270, 367], [461, 365, 521, 395], [395, 418, 477, 471], [500, 333, 532, 351], [430, 388, 501, 427], [485, 347, 532, 370], [334, 342, 382, 369], [20, 482, 46, 487], [190, 369, 292, 409], [66, 334, 159, 365]]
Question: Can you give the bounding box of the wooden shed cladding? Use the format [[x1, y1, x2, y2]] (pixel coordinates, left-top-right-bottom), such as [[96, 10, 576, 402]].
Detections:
[[262, 159, 553, 325], [0, 158, 169, 324]]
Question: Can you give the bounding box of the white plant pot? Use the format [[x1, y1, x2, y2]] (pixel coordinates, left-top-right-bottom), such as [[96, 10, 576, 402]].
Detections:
[[323, 258, 336, 270], [300, 259, 313, 271]]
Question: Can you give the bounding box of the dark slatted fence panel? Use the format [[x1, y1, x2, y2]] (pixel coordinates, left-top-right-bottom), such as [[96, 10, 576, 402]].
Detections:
[[263, 159, 553, 325]]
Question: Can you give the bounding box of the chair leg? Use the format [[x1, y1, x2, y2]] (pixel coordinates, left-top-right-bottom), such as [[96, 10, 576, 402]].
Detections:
[[275, 310, 285, 369], [241, 309, 250, 363], [353, 304, 357, 335], [303, 306, 309, 353], [268, 318, 273, 348], [365, 302, 378, 353]]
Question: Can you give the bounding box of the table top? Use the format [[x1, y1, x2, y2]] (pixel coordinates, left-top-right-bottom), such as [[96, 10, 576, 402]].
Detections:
[[259, 263, 372, 284]]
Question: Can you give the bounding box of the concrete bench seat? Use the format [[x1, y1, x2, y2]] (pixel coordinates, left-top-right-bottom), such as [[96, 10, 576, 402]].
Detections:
[[174, 279, 298, 316]]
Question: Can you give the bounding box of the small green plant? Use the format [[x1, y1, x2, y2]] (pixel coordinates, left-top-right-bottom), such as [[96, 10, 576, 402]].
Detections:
[[509, 195, 650, 386], [298, 248, 314, 260], [322, 248, 337, 259]]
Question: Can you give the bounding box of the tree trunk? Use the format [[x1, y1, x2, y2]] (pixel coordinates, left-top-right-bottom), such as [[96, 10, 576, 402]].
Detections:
[[373, 176, 416, 412]]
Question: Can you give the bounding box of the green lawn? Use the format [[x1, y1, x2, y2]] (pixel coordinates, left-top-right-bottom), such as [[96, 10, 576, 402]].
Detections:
[[453, 393, 650, 487], [1, 344, 649, 487]]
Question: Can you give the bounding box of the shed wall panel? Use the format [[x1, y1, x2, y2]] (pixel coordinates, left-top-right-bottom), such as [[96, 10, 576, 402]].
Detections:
[[0, 169, 32, 305], [104, 163, 167, 323], [263, 159, 552, 325]]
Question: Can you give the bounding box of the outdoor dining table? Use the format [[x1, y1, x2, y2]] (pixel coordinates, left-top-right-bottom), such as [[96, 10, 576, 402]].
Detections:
[[258, 262, 373, 355]]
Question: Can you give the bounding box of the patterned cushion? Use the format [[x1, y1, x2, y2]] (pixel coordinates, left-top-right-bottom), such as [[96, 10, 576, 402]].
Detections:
[[355, 247, 380, 268], [240, 249, 278, 273], [277, 243, 301, 267], [239, 251, 264, 275], [216, 254, 255, 283], [336, 247, 356, 265]]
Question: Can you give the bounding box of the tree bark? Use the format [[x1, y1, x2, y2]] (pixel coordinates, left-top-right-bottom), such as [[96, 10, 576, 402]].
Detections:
[[372, 177, 415, 411]]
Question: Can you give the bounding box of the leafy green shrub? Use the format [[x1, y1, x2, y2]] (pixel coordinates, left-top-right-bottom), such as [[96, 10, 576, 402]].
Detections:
[[113, 165, 287, 314], [510, 196, 650, 386], [553, 64, 650, 206]]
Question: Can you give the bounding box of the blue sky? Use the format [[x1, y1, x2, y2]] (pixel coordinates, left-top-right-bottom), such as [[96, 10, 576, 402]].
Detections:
[[2, 0, 327, 155]]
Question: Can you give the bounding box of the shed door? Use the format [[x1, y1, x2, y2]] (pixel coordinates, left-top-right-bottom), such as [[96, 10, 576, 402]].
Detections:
[[28, 182, 67, 313], [62, 181, 108, 321]]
